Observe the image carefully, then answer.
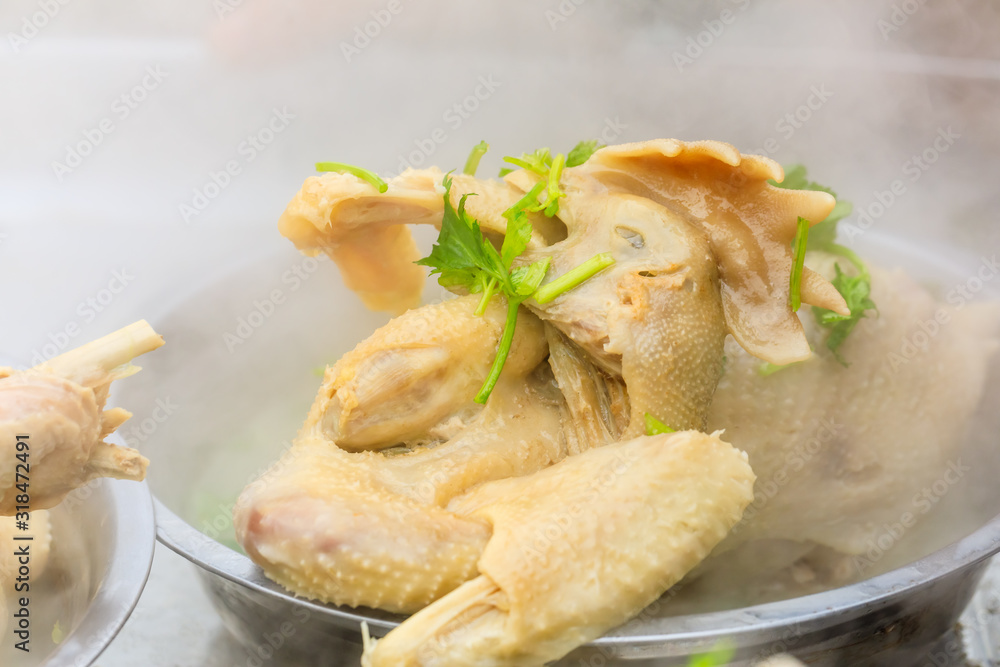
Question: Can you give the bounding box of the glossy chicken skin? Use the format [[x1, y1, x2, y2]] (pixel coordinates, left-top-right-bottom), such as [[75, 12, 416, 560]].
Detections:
[[0, 321, 163, 515], [241, 139, 847, 665], [280, 140, 846, 434], [235, 296, 572, 612], [364, 431, 754, 667]]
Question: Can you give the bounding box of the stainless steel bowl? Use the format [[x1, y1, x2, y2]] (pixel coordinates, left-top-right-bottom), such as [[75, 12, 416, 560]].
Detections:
[[2, 470, 155, 667], [140, 232, 1000, 666]]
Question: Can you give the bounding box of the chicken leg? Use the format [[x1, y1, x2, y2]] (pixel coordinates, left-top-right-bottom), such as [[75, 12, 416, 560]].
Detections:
[[0, 321, 163, 514]]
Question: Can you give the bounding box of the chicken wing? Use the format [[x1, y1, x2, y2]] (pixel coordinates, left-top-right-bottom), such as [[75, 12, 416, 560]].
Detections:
[[363, 431, 754, 667]]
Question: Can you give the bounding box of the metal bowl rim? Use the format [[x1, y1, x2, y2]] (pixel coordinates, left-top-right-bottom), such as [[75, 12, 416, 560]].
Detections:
[[149, 231, 1000, 649], [154, 494, 1000, 647]]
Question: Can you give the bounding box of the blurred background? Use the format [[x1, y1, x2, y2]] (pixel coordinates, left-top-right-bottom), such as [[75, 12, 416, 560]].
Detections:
[[2, 1, 999, 664], [2, 0, 999, 360]]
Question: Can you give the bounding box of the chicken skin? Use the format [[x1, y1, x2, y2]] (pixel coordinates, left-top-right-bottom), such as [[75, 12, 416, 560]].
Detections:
[[0, 321, 163, 515], [237, 139, 851, 665]]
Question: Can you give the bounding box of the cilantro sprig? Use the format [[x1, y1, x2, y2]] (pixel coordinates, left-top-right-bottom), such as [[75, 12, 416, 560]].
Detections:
[[418, 139, 612, 403], [769, 165, 877, 366], [497, 140, 604, 217], [417, 175, 564, 403]]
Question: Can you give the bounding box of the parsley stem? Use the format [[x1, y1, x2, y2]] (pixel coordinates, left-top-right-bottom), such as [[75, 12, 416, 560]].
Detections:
[[825, 242, 869, 280], [475, 298, 520, 404], [543, 153, 566, 216], [315, 162, 388, 193], [463, 141, 489, 177], [533, 253, 615, 305], [474, 277, 497, 316], [790, 217, 809, 311]]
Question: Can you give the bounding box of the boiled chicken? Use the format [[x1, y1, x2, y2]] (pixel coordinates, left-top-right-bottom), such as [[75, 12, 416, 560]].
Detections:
[[694, 255, 1000, 584], [236, 139, 849, 665], [0, 321, 164, 515]]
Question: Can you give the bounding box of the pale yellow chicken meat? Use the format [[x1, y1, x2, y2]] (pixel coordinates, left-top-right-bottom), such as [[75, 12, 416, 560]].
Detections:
[[0, 321, 163, 515], [235, 139, 852, 665]]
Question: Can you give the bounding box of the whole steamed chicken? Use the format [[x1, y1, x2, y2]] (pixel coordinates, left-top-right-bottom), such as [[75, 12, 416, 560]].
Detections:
[[235, 139, 858, 665]]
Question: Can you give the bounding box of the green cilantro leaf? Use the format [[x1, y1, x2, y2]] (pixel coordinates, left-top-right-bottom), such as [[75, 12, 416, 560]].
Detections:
[[769, 164, 875, 365], [417, 143, 616, 403], [315, 162, 388, 193], [566, 139, 602, 167], [811, 263, 877, 366], [644, 413, 676, 436], [497, 140, 602, 216]]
